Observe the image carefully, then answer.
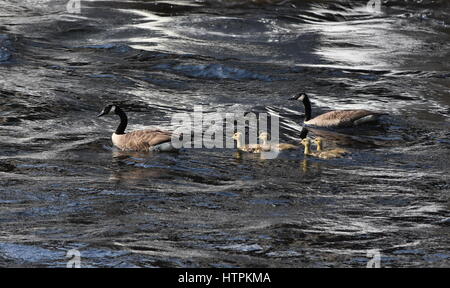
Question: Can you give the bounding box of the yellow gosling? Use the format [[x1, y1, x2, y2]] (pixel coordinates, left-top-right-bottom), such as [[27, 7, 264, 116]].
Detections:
[[259, 132, 298, 151], [300, 138, 315, 156], [313, 137, 349, 156], [232, 132, 263, 153]]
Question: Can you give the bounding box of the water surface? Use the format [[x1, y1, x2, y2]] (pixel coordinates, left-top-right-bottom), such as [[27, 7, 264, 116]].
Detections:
[[0, 0, 449, 267]]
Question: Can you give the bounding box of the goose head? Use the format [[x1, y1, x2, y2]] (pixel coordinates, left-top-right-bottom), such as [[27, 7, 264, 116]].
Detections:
[[98, 105, 128, 135], [289, 92, 308, 101], [98, 104, 122, 117]]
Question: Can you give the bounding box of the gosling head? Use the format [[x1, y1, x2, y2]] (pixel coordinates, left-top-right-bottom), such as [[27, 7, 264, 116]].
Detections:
[[232, 132, 243, 141], [97, 104, 121, 117], [313, 137, 323, 146], [300, 138, 311, 147], [258, 131, 270, 141], [289, 92, 308, 101]]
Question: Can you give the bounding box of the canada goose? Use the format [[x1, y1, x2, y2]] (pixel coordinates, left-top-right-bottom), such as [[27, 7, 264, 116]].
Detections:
[[232, 132, 263, 153], [290, 93, 385, 128], [300, 138, 344, 159], [313, 137, 348, 156], [258, 132, 298, 151], [97, 105, 178, 152]]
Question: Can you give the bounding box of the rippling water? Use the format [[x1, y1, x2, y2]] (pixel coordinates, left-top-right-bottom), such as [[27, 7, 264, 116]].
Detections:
[[0, 0, 449, 267]]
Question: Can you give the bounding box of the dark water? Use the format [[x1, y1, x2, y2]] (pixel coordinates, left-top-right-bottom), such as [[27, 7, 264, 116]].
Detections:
[[0, 0, 449, 267]]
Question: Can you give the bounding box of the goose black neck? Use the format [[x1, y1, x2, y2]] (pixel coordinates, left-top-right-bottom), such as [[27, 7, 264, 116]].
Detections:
[[115, 107, 128, 135], [302, 95, 312, 121]]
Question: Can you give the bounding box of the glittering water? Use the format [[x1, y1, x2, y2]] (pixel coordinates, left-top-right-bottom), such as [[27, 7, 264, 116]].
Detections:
[[0, 0, 449, 267]]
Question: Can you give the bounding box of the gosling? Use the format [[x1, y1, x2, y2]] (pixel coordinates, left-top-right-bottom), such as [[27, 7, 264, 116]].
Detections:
[[300, 138, 345, 159], [232, 132, 263, 153]]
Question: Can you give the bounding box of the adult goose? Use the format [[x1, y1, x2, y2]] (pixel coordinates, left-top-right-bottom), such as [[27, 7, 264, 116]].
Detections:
[[290, 93, 385, 128], [97, 105, 178, 152]]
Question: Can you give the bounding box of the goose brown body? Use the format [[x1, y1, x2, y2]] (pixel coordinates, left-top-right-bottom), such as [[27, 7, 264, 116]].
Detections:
[[300, 138, 345, 159], [304, 109, 380, 127], [112, 129, 172, 151]]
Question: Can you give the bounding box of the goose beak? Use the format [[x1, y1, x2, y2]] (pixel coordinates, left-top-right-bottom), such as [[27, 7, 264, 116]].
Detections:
[[97, 106, 112, 117], [288, 95, 297, 100], [97, 108, 110, 117], [97, 111, 107, 117]]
